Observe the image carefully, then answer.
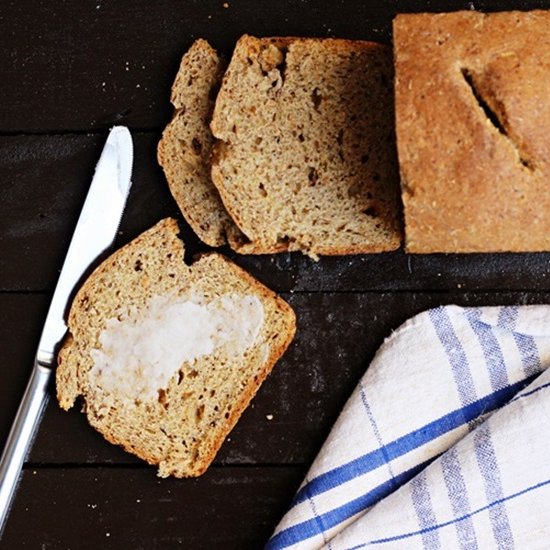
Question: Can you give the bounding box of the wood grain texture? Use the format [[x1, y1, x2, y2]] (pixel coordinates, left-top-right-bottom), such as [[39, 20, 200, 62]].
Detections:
[[3, 0, 550, 547], [3, 135, 550, 293], [0, 0, 484, 133], [1, 0, 544, 133], [0, 466, 305, 550]]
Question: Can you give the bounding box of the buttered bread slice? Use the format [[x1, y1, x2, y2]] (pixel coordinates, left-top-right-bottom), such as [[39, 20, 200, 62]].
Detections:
[[56, 218, 296, 477]]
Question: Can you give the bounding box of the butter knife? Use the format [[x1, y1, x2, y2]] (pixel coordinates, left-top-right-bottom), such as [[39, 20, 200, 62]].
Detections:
[[0, 126, 133, 533]]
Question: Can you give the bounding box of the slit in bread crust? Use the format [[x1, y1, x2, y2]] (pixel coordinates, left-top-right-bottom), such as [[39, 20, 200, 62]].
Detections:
[[460, 66, 536, 171]]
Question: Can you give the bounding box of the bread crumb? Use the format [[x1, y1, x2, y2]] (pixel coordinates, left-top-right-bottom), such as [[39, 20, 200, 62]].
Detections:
[[223, 2, 229, 7], [266, 414, 274, 420]]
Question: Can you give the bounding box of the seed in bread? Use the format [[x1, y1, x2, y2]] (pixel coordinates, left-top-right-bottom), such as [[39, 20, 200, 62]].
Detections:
[[210, 35, 403, 257], [56, 218, 296, 477], [394, 10, 550, 253]]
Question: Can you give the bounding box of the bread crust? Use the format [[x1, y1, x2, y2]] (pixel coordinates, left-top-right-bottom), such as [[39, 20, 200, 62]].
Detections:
[[394, 11, 550, 253]]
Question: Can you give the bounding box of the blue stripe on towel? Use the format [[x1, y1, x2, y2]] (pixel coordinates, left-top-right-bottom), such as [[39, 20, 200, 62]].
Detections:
[[465, 308, 509, 391], [515, 332, 542, 377], [410, 470, 442, 549], [497, 306, 542, 378], [497, 306, 518, 331], [473, 424, 514, 548], [290, 377, 533, 508], [441, 447, 478, 549], [512, 380, 550, 402], [429, 307, 478, 406]]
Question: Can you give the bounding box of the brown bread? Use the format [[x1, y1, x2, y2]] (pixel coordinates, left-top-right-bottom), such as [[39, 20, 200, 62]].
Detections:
[[394, 11, 550, 253], [158, 39, 240, 247], [56, 218, 296, 477], [210, 35, 403, 257]]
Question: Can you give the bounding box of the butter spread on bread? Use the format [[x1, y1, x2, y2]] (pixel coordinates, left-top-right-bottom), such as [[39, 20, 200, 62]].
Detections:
[[89, 293, 264, 402]]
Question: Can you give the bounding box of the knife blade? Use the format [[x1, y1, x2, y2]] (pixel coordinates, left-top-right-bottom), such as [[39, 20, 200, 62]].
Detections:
[[0, 126, 133, 534]]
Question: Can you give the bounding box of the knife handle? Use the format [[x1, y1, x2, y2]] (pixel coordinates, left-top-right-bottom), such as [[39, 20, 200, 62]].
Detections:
[[0, 363, 51, 535]]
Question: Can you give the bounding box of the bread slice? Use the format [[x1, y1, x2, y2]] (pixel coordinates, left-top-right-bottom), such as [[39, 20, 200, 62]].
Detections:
[[56, 218, 296, 477], [210, 35, 403, 257], [158, 39, 243, 247], [394, 11, 550, 253]]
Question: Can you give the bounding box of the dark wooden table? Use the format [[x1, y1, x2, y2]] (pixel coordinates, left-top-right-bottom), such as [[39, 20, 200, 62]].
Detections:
[[2, 1, 550, 548]]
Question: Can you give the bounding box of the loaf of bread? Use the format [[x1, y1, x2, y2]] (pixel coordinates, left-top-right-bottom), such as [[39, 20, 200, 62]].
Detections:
[[394, 10, 550, 253], [210, 35, 402, 257], [56, 218, 296, 477]]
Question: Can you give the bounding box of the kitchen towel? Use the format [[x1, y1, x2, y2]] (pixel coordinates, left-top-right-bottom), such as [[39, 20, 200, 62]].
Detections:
[[267, 304, 550, 549]]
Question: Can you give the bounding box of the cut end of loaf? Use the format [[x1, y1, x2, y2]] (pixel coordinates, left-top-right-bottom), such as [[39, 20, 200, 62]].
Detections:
[[55, 218, 296, 477], [210, 35, 403, 256]]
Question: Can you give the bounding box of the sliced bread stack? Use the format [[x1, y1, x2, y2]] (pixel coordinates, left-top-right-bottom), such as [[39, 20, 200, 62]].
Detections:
[[158, 35, 403, 257], [156, 40, 236, 247], [56, 218, 296, 477]]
